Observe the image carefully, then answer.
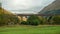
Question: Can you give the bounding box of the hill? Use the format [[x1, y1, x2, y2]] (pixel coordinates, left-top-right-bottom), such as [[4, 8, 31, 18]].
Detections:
[[0, 7, 15, 15], [0, 7, 20, 25], [39, 0, 60, 14]]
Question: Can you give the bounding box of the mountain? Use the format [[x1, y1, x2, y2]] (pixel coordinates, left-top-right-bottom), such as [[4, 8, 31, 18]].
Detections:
[[39, 0, 60, 14], [41, 10, 60, 15]]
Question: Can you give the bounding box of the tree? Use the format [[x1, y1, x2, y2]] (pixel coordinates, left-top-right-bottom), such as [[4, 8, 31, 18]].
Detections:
[[27, 15, 42, 26], [52, 15, 60, 25]]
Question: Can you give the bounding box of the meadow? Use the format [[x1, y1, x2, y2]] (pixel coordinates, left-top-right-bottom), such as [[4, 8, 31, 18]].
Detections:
[[0, 25, 60, 34]]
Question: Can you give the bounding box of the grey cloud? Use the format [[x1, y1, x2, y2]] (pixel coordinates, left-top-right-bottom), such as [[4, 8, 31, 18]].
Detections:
[[2, 0, 55, 14]]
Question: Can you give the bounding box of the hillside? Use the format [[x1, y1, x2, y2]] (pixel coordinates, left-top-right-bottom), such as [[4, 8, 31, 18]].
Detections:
[[0, 7, 20, 25], [0, 7, 14, 15], [39, 0, 60, 14], [40, 10, 60, 15]]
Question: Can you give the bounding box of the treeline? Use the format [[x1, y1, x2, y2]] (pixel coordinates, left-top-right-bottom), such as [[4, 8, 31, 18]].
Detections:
[[20, 15, 60, 26], [0, 14, 60, 26]]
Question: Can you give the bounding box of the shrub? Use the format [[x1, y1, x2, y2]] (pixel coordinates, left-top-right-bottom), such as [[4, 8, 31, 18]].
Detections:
[[29, 20, 40, 26], [21, 21, 28, 25]]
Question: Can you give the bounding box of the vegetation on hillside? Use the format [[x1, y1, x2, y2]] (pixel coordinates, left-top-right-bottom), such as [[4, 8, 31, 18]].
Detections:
[[0, 7, 20, 26], [44, 15, 60, 25], [52, 15, 60, 25]]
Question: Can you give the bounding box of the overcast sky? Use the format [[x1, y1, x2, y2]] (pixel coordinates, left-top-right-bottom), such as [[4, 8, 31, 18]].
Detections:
[[1, 0, 55, 14]]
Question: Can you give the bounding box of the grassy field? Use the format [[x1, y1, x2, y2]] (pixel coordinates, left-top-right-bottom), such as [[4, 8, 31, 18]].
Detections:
[[0, 25, 60, 34]]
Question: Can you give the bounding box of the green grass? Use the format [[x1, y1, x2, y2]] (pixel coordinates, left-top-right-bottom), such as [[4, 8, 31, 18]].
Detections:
[[0, 25, 60, 34]]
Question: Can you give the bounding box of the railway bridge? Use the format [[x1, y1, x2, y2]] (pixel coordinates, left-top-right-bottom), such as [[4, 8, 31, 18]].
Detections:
[[16, 14, 53, 21]]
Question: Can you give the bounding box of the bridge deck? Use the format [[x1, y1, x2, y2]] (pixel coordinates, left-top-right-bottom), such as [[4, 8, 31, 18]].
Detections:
[[16, 14, 57, 16]]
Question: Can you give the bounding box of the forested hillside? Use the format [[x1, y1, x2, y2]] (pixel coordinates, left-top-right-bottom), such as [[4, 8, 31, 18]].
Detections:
[[0, 7, 20, 26]]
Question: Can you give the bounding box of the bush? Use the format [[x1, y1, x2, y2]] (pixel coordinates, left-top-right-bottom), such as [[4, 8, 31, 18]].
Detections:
[[21, 21, 28, 25], [28, 20, 40, 26]]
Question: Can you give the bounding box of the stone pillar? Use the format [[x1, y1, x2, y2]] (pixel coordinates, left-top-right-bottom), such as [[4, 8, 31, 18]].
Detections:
[[0, 3, 2, 7], [20, 16, 27, 22], [22, 16, 27, 21]]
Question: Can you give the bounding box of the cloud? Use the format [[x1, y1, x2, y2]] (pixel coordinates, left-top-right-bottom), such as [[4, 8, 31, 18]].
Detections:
[[2, 0, 55, 14]]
